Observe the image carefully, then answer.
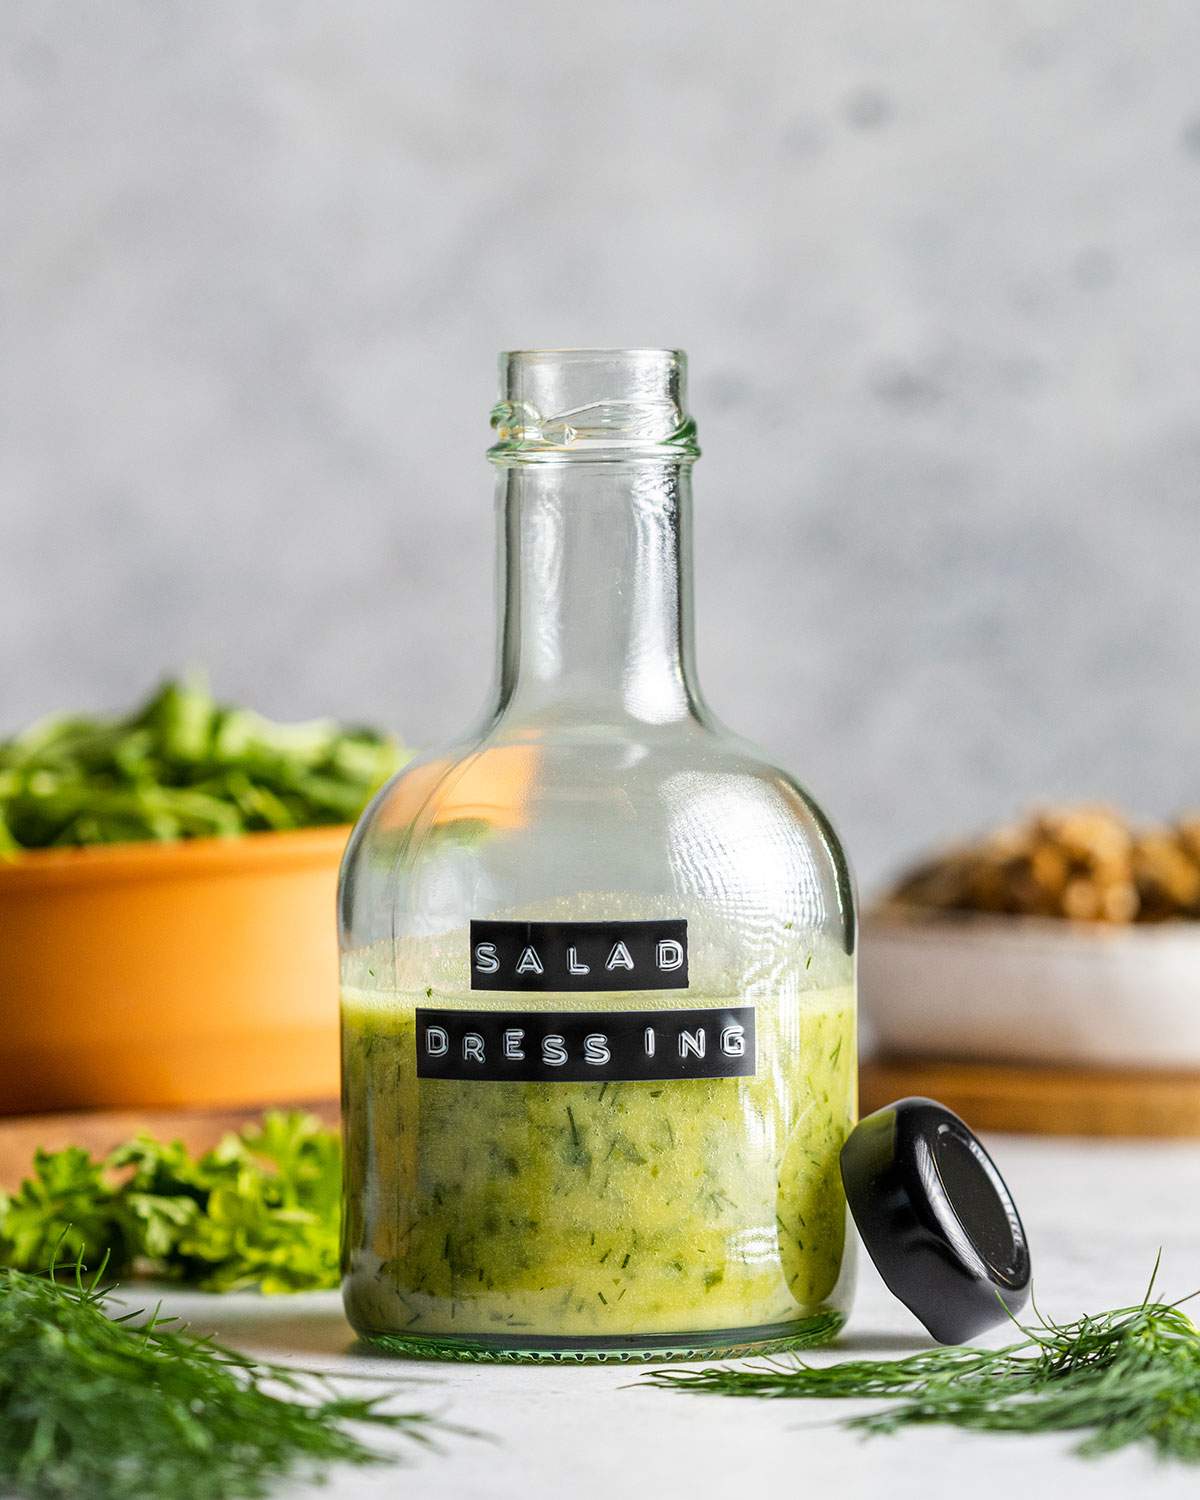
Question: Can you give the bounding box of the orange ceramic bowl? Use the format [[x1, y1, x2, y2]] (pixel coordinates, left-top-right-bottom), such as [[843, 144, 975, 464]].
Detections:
[[0, 827, 349, 1113]]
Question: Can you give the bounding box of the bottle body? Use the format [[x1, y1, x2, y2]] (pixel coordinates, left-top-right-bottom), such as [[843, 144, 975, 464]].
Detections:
[[339, 351, 857, 1360]]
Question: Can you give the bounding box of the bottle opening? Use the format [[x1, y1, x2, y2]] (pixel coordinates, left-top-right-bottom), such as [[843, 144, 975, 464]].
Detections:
[[490, 348, 699, 462]]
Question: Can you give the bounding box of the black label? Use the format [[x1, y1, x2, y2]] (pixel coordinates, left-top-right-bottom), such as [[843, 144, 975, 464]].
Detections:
[[415, 1006, 755, 1082], [469, 919, 688, 993]]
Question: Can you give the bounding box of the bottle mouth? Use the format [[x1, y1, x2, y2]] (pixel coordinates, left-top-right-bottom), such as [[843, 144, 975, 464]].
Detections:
[[489, 349, 700, 463]]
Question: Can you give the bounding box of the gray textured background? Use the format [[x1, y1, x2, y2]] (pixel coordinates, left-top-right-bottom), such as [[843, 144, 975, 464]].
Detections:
[[3, 2, 1199, 889]]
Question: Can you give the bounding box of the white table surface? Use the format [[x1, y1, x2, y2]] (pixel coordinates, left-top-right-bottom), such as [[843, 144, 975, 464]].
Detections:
[[141, 1135, 1200, 1500]]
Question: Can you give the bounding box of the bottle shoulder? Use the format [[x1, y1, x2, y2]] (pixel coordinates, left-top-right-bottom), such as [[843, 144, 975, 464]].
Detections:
[[354, 718, 843, 849], [342, 718, 854, 937]]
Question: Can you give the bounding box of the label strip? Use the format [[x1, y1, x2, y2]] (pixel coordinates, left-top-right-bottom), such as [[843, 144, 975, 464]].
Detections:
[[415, 1005, 756, 1082], [469, 918, 689, 993]]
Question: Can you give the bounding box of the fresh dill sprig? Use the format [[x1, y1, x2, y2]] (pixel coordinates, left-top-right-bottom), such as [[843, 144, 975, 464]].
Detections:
[[646, 1259, 1200, 1464], [0, 1254, 450, 1500]]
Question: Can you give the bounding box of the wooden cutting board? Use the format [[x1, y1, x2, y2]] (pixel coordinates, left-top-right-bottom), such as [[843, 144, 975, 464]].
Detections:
[[860, 1057, 1200, 1138], [0, 1102, 339, 1190], [2, 1059, 1197, 1189]]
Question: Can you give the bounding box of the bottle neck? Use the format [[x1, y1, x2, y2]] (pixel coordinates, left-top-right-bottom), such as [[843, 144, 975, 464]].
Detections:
[[493, 460, 703, 727]]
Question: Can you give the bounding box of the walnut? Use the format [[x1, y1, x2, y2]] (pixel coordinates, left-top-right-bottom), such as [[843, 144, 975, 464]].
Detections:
[[887, 805, 1200, 923]]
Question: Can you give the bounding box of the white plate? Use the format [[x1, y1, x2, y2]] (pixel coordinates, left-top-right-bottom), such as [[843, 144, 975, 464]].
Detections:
[[860, 908, 1200, 1068]]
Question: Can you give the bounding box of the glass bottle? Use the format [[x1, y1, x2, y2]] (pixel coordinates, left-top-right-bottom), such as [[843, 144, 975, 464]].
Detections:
[[339, 349, 857, 1361]]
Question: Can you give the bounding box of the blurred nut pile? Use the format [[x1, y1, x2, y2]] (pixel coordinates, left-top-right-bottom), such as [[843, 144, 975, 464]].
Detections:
[[888, 806, 1200, 923]]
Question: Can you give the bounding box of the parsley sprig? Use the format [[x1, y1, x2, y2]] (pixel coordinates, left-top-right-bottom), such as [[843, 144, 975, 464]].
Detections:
[[0, 1113, 340, 1293]]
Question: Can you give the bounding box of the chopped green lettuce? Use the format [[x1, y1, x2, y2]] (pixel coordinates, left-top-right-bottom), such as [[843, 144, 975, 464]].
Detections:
[[0, 677, 406, 852]]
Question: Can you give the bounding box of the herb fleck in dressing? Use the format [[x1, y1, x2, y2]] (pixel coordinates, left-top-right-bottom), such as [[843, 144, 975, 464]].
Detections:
[[341, 985, 855, 1341]]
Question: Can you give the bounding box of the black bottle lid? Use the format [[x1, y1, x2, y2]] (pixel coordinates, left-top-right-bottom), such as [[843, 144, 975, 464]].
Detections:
[[840, 1097, 1032, 1345]]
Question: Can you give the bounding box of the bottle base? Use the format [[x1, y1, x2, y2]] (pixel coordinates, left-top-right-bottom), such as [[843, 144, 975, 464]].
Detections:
[[353, 1310, 844, 1364]]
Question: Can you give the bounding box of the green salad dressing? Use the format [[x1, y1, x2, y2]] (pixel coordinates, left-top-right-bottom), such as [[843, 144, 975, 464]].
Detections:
[[341, 984, 856, 1345]]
